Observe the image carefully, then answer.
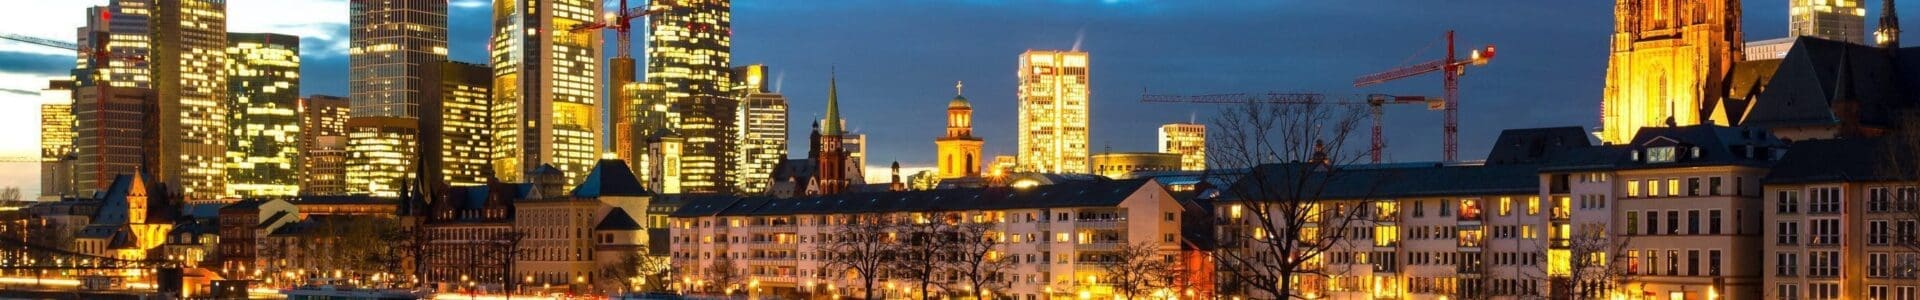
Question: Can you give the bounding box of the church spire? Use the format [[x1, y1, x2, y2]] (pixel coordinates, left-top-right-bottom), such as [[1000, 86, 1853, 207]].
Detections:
[[822, 70, 843, 136], [1880, 0, 1902, 49]]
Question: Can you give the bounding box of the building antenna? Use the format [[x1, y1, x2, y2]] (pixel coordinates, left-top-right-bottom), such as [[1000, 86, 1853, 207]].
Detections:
[[1072, 25, 1087, 51]]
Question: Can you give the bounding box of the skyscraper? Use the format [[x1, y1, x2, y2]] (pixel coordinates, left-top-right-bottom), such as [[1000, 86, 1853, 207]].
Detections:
[[300, 95, 351, 196], [731, 65, 786, 194], [936, 81, 983, 179], [634, 0, 735, 194], [225, 33, 302, 197], [151, 0, 231, 200], [77, 1, 152, 89], [1017, 50, 1091, 174], [40, 80, 76, 199], [72, 84, 154, 197], [1158, 122, 1206, 171], [1792, 0, 1868, 44], [434, 61, 493, 186], [348, 0, 449, 196], [1598, 0, 1743, 144], [490, 0, 603, 184]]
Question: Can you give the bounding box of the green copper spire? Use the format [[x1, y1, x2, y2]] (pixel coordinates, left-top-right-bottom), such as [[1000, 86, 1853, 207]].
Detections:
[[823, 71, 843, 136]]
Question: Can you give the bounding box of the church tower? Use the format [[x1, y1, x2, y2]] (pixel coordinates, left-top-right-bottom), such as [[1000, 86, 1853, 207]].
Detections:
[[816, 74, 850, 195], [936, 81, 985, 179], [1878, 0, 1901, 49], [1599, 0, 1746, 143]]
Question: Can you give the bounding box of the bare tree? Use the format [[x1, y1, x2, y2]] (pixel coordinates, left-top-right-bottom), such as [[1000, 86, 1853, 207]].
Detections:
[[704, 254, 744, 295], [486, 230, 528, 292], [892, 211, 954, 300], [1883, 113, 1920, 283], [1563, 233, 1635, 299], [600, 253, 670, 294], [1100, 243, 1175, 300], [821, 213, 898, 300], [945, 220, 1014, 299], [1208, 98, 1381, 299]]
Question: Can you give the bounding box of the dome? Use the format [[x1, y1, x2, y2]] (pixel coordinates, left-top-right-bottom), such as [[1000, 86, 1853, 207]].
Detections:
[[948, 95, 971, 109]]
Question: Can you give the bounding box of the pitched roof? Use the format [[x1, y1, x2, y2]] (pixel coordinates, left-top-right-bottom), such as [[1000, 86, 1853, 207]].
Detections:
[[572, 160, 651, 198], [671, 179, 1158, 218], [1743, 37, 1911, 129], [1217, 162, 1539, 202], [1541, 125, 1783, 171], [1484, 127, 1593, 165], [1766, 137, 1909, 184], [594, 208, 644, 231]]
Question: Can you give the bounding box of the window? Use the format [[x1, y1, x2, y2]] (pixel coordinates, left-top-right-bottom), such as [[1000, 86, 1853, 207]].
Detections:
[[1710, 177, 1723, 196], [1872, 220, 1891, 245], [1628, 180, 1641, 197], [1778, 284, 1800, 300], [1779, 190, 1801, 214], [1777, 222, 1799, 245], [1811, 283, 1840, 300], [1871, 252, 1890, 277], [1776, 252, 1798, 276], [1667, 211, 1679, 235], [1667, 178, 1681, 196], [1872, 187, 1892, 212], [1688, 210, 1700, 235], [1412, 200, 1425, 217], [1687, 177, 1700, 196], [1499, 197, 1512, 216], [1527, 197, 1540, 215], [1440, 201, 1452, 216], [1809, 187, 1841, 214], [1709, 210, 1722, 235], [1666, 250, 1679, 275], [1627, 211, 1640, 235], [1647, 211, 1659, 236], [1810, 251, 1840, 278], [1811, 219, 1840, 245], [1647, 146, 1676, 163], [1709, 250, 1722, 276]]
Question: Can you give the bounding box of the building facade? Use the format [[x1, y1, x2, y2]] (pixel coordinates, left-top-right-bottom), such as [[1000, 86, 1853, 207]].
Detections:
[[1762, 138, 1920, 300], [937, 82, 984, 179], [151, 0, 231, 200], [41, 80, 75, 199], [733, 64, 786, 195], [435, 61, 493, 187], [225, 33, 303, 197], [1790, 0, 1867, 44], [489, 0, 603, 184], [76, 0, 153, 89], [72, 85, 153, 197], [347, 0, 451, 196], [1090, 152, 1183, 179], [631, 0, 735, 195], [1158, 122, 1206, 171], [1017, 50, 1092, 174], [300, 95, 351, 196], [1598, 0, 1744, 144]]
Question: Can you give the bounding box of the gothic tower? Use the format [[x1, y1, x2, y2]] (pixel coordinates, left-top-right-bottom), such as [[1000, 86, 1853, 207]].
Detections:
[[936, 81, 985, 179], [1599, 0, 1745, 143], [1878, 0, 1901, 49], [816, 74, 849, 195]]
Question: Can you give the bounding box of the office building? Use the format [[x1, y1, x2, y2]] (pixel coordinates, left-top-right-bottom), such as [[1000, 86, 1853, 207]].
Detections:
[[490, 0, 603, 184], [41, 80, 76, 199], [300, 95, 350, 196], [76, 0, 153, 89], [435, 61, 492, 186], [732, 65, 786, 194], [225, 33, 303, 197], [151, 0, 231, 200], [1158, 122, 1206, 171], [1791, 0, 1867, 44], [347, 0, 450, 196], [1017, 50, 1091, 174], [1598, 0, 1743, 144], [936, 81, 984, 179], [1090, 152, 1182, 179], [72, 85, 154, 197], [633, 0, 735, 194]]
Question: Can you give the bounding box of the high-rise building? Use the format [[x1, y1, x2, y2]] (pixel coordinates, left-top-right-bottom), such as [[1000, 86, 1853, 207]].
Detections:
[[434, 61, 493, 187], [151, 0, 230, 200], [936, 81, 983, 179], [731, 65, 786, 194], [224, 33, 302, 197], [1158, 122, 1206, 171], [842, 133, 867, 178], [1598, 0, 1743, 144], [72, 85, 154, 197], [633, 0, 734, 194], [490, 0, 603, 185], [76, 1, 153, 89], [40, 80, 76, 199], [347, 0, 449, 196], [1017, 50, 1091, 174], [1791, 0, 1868, 44], [300, 95, 350, 196]]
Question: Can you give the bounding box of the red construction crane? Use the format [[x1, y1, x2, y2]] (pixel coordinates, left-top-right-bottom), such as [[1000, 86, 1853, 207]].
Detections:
[[1141, 92, 1438, 163], [1353, 30, 1495, 162], [2, 12, 145, 192], [570, 0, 683, 61]]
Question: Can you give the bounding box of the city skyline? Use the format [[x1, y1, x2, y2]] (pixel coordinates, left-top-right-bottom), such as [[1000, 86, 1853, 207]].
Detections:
[[2, 1, 1920, 189]]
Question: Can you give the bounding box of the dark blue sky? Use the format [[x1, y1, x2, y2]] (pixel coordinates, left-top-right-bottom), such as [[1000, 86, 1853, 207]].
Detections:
[[287, 0, 1896, 168]]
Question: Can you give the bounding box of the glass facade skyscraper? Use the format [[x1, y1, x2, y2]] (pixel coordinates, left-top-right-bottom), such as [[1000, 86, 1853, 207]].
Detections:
[[152, 0, 231, 200], [635, 0, 735, 194], [490, 0, 603, 184], [1017, 50, 1091, 174], [347, 0, 449, 196], [224, 33, 302, 197]]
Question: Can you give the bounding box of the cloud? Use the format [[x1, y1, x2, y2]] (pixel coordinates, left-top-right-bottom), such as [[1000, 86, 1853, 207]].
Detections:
[[0, 88, 36, 97], [228, 0, 352, 57], [451, 0, 489, 9], [0, 51, 74, 76]]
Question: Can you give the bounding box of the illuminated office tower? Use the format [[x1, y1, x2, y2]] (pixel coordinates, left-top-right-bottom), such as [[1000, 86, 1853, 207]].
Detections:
[[76, 1, 153, 89], [731, 65, 785, 194], [40, 80, 76, 199], [635, 0, 734, 194], [1016, 50, 1091, 174], [1158, 122, 1206, 171], [935, 81, 983, 179], [72, 84, 154, 197], [433, 61, 493, 186], [1792, 0, 1867, 44], [151, 0, 230, 200], [224, 33, 302, 197], [843, 133, 867, 177], [347, 0, 448, 195], [300, 95, 350, 196], [490, 0, 603, 184]]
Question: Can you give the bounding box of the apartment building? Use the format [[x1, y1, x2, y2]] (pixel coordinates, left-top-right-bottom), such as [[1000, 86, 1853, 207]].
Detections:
[[667, 178, 1189, 300], [1764, 138, 1920, 300]]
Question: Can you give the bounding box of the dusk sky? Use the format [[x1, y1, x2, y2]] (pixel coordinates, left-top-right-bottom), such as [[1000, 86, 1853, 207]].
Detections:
[[0, 1, 1911, 189]]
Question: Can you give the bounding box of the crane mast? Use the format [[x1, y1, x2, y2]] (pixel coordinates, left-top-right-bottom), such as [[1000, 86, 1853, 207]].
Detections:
[[1140, 92, 1435, 163], [1354, 30, 1495, 162]]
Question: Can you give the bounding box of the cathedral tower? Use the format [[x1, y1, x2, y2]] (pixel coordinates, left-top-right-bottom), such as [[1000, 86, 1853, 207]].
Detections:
[[816, 74, 850, 195], [936, 81, 985, 179], [1599, 0, 1746, 143]]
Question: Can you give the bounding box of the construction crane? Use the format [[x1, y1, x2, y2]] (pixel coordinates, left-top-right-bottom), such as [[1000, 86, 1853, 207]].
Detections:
[[1, 12, 145, 192], [1141, 92, 1438, 163], [1353, 30, 1496, 162], [571, 0, 682, 162]]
